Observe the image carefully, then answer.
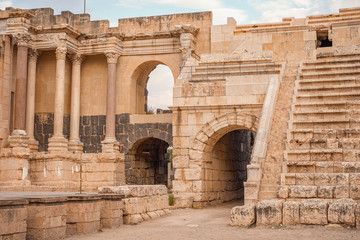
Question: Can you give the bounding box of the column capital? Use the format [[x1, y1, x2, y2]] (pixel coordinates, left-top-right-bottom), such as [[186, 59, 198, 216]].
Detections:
[[55, 47, 67, 60], [105, 51, 120, 64], [28, 49, 41, 62], [69, 53, 86, 65], [13, 33, 32, 47]]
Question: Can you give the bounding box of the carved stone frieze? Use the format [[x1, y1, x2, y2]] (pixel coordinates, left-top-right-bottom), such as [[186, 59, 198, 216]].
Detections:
[[105, 51, 120, 64], [180, 32, 196, 59]]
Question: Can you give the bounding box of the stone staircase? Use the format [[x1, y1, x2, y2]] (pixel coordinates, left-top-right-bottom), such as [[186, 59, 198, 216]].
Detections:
[[188, 61, 281, 82], [281, 53, 360, 200]]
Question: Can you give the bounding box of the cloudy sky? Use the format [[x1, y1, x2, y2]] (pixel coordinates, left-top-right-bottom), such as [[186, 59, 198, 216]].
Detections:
[[1, 0, 360, 110]]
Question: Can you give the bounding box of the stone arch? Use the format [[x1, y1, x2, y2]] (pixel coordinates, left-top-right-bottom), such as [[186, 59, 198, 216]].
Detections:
[[130, 60, 177, 114], [190, 112, 259, 161], [121, 124, 172, 154]]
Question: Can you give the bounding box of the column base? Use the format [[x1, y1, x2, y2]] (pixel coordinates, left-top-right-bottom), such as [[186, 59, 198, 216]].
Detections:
[[28, 138, 39, 152], [8, 130, 30, 154], [68, 139, 83, 153], [48, 136, 68, 152], [101, 138, 119, 153]]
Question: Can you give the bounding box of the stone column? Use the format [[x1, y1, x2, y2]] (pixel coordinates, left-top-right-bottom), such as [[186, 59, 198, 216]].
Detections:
[[68, 54, 85, 153], [8, 33, 31, 149], [48, 47, 68, 152], [13, 34, 30, 134], [101, 52, 120, 153], [26, 49, 40, 152]]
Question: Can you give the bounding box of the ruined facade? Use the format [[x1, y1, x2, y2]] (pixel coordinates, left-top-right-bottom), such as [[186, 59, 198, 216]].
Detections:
[[0, 6, 360, 213]]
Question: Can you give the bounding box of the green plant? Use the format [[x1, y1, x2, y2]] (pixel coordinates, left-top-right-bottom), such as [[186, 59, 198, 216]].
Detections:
[[168, 194, 175, 206]]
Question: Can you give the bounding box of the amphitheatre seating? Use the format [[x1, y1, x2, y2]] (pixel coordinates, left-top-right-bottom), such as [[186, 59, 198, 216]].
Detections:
[[281, 53, 360, 200]]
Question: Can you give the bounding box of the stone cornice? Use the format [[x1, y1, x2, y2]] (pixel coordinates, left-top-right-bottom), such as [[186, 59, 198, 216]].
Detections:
[[9, 8, 35, 19], [32, 25, 81, 38]]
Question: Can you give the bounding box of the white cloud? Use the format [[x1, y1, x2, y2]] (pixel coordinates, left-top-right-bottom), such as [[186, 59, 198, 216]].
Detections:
[[249, 0, 360, 23], [0, 1, 12, 9]]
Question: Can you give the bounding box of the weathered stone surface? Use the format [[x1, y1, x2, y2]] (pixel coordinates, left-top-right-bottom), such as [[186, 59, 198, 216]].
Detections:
[[230, 204, 255, 227], [256, 200, 283, 226], [328, 198, 357, 226], [282, 201, 299, 225], [300, 199, 328, 225], [289, 186, 317, 198]]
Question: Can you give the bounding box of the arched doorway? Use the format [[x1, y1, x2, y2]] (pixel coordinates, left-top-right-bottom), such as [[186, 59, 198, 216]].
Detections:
[[126, 137, 170, 186], [207, 129, 255, 203]]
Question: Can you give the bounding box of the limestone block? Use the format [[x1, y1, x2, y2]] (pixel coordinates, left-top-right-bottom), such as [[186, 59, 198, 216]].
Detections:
[[356, 204, 360, 229], [256, 200, 283, 226], [230, 204, 255, 227], [328, 198, 357, 226], [123, 197, 147, 215], [289, 186, 317, 198], [123, 214, 143, 225], [283, 201, 299, 225], [334, 186, 349, 199], [350, 186, 360, 199], [174, 196, 194, 208], [278, 186, 288, 199], [317, 186, 335, 198], [300, 199, 328, 225]]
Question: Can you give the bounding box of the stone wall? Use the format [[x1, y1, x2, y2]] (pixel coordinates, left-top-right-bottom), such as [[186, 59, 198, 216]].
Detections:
[[99, 185, 170, 224]]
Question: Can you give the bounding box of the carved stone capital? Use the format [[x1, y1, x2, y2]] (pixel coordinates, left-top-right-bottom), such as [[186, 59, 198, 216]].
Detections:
[[28, 49, 40, 62], [69, 54, 86, 65], [105, 52, 120, 64], [55, 47, 67, 60], [13, 33, 31, 47]]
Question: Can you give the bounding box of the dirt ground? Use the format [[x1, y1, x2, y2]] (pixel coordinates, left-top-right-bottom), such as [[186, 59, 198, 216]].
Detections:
[[66, 201, 359, 240]]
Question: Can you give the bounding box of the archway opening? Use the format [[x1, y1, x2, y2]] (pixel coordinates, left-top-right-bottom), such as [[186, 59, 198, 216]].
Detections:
[[133, 62, 174, 114], [146, 64, 174, 113], [205, 129, 255, 203], [126, 138, 170, 186]]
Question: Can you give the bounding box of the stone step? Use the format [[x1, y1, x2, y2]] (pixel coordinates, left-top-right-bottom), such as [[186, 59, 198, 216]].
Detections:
[[285, 161, 360, 173], [292, 119, 360, 130], [285, 149, 359, 162], [296, 91, 360, 102], [294, 101, 360, 111], [300, 71, 360, 80], [290, 128, 360, 140], [301, 64, 360, 73], [299, 77, 359, 86], [297, 84, 360, 94], [292, 109, 360, 120], [316, 53, 360, 61], [304, 58, 360, 68], [288, 138, 360, 150], [280, 184, 360, 199], [281, 172, 359, 187]]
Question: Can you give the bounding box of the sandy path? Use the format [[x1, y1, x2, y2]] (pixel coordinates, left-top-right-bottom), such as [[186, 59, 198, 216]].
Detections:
[[66, 201, 359, 240]]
